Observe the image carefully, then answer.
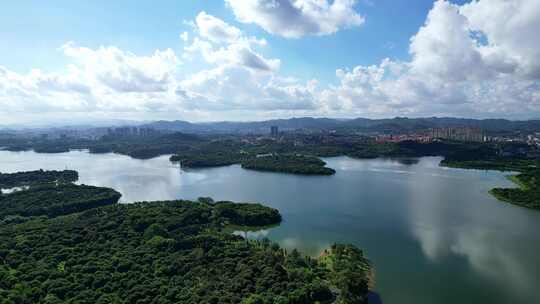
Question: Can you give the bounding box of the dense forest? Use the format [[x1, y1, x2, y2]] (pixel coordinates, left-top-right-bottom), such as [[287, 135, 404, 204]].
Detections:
[[0, 170, 78, 189], [0, 130, 486, 162], [319, 244, 372, 304], [213, 201, 283, 226], [88, 132, 203, 159], [2, 132, 204, 160], [171, 152, 245, 168], [0, 183, 121, 219], [2, 128, 531, 170], [169, 138, 508, 169], [0, 170, 372, 303], [0, 201, 371, 304], [489, 171, 540, 209], [168, 139, 501, 176], [172, 150, 335, 175], [241, 155, 336, 175]]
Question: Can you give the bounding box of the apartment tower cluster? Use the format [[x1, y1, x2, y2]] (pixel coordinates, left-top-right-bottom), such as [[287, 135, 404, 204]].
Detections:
[[431, 127, 484, 142]]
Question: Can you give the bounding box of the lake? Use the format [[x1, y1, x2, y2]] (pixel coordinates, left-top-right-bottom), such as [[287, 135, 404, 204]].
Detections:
[[1, 150, 539, 303]]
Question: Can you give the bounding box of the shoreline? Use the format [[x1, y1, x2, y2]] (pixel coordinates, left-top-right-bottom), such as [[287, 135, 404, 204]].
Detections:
[[438, 160, 540, 209], [368, 267, 376, 291]]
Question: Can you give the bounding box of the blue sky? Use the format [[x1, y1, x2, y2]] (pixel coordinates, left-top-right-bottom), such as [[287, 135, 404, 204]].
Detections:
[[0, 0, 539, 124], [1, 0, 435, 81]]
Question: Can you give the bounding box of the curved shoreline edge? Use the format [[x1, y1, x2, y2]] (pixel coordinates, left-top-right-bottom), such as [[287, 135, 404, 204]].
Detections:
[[439, 160, 540, 210], [1, 169, 374, 303]]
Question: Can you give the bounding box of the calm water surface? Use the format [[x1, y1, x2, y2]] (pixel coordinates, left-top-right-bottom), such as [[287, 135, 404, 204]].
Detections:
[[1, 150, 540, 304]]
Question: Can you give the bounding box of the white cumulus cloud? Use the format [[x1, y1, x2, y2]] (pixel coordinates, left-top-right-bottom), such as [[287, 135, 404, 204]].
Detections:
[[179, 12, 315, 112], [2, 1, 540, 124], [185, 13, 278, 72], [195, 11, 242, 43], [225, 0, 364, 38], [61, 42, 179, 93], [327, 0, 540, 118]]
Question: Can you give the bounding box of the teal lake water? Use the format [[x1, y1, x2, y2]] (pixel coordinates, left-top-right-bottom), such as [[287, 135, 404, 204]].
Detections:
[[1, 150, 539, 303]]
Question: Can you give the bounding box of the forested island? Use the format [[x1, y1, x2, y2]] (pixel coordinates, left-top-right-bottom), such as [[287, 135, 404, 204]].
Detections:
[[0, 169, 120, 221], [172, 152, 336, 175], [3, 129, 540, 207], [0, 183, 121, 219], [241, 155, 336, 175], [170, 151, 244, 168], [0, 170, 78, 189], [0, 170, 372, 303]]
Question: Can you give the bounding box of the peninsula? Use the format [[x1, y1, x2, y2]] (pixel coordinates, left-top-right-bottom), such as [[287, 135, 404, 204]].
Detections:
[[0, 169, 372, 303]]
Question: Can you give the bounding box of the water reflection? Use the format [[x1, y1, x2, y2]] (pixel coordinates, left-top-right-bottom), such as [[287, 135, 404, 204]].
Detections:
[[0, 151, 539, 304], [405, 162, 540, 303], [395, 158, 420, 166]]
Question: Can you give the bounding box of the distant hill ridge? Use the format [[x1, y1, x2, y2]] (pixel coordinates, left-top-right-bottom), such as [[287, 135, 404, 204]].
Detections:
[[145, 117, 540, 133]]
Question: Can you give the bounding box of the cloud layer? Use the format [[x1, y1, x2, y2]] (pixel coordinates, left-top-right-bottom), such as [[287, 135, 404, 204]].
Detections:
[[326, 0, 540, 118], [225, 0, 364, 38], [1, 0, 540, 124]]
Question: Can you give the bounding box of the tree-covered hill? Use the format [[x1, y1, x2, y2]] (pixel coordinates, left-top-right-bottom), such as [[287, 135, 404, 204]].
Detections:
[[0, 200, 371, 304], [490, 171, 540, 209], [0, 183, 121, 219], [213, 201, 282, 226], [241, 155, 336, 175], [145, 117, 540, 134], [0, 170, 78, 189]]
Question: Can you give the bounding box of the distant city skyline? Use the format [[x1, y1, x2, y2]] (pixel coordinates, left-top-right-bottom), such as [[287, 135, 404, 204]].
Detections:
[[1, 0, 539, 124]]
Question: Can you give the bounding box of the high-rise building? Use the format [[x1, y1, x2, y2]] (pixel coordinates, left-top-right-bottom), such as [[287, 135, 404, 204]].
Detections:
[[270, 126, 279, 137], [431, 127, 484, 142]]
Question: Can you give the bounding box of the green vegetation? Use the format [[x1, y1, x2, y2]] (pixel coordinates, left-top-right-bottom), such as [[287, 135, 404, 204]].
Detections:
[[0, 169, 374, 303], [241, 155, 336, 175], [171, 152, 245, 168], [169, 139, 337, 175], [0, 196, 371, 303], [172, 136, 540, 208], [0, 170, 371, 303], [489, 172, 540, 209], [172, 149, 335, 175], [0, 183, 121, 219], [33, 146, 71, 154], [347, 142, 400, 159], [214, 201, 282, 226], [0, 170, 78, 189], [318, 244, 371, 304], [87, 132, 203, 159], [440, 158, 539, 172], [2, 132, 203, 160], [440, 150, 540, 209], [5, 131, 540, 209], [168, 139, 480, 176], [169, 139, 248, 168], [3, 144, 72, 154], [2, 129, 518, 174]]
